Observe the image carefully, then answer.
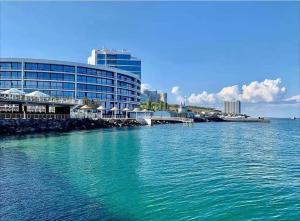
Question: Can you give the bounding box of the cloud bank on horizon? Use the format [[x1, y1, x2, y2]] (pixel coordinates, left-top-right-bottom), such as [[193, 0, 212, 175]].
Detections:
[[169, 78, 299, 105]]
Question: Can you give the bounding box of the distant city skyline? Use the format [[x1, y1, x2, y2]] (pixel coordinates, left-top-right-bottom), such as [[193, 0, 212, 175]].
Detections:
[[0, 1, 299, 117]]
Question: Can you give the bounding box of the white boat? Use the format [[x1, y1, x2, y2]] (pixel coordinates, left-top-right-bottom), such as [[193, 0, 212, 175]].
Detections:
[[221, 116, 270, 123]]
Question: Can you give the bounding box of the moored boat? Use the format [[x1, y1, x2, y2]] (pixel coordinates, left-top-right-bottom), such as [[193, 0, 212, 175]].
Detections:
[[221, 116, 270, 123]]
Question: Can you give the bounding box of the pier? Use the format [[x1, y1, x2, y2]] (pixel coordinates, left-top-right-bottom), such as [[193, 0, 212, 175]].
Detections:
[[144, 116, 194, 125]]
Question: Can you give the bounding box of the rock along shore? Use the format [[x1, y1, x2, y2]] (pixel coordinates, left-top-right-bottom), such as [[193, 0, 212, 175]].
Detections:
[[0, 118, 145, 136]]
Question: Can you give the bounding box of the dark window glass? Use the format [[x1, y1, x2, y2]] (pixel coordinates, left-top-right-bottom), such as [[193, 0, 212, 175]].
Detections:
[[63, 83, 75, 89], [77, 84, 86, 90], [87, 84, 97, 91], [77, 75, 86, 83], [25, 72, 37, 79], [64, 74, 75, 81], [96, 60, 105, 65], [0, 63, 11, 70], [87, 76, 96, 84], [0, 62, 22, 70], [63, 91, 74, 98], [11, 72, 22, 78], [77, 67, 87, 74], [11, 63, 22, 70], [51, 64, 64, 72], [87, 68, 97, 75], [37, 63, 51, 71], [96, 54, 105, 59], [25, 63, 38, 70], [64, 65, 75, 73], [24, 80, 38, 88]]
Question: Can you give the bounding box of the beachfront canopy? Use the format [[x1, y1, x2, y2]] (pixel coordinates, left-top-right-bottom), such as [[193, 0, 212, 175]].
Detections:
[[97, 106, 105, 111], [1, 88, 25, 95], [80, 105, 93, 110], [133, 107, 140, 112], [25, 91, 50, 97], [111, 107, 119, 111], [123, 107, 130, 111]]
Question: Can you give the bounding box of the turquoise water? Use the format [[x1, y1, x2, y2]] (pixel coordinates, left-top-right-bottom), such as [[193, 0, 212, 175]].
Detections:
[[1, 119, 300, 220]]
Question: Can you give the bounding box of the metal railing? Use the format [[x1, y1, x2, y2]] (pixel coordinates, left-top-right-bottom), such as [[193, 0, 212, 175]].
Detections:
[[0, 113, 70, 120], [70, 112, 131, 120], [0, 94, 82, 105]]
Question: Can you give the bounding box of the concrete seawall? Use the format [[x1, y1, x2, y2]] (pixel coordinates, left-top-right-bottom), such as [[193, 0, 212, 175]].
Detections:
[[0, 118, 145, 136]]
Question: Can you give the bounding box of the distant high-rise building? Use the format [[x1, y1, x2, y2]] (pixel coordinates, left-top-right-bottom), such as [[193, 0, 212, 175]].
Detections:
[[141, 89, 168, 103], [88, 49, 141, 77], [224, 100, 241, 115]]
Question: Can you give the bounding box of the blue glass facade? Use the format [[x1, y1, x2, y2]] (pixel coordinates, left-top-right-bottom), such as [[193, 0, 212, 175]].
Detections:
[[0, 59, 141, 110], [95, 51, 141, 77]]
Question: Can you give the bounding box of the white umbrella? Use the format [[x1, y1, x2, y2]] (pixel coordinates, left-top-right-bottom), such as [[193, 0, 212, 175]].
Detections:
[[123, 107, 130, 119], [97, 106, 105, 118], [111, 107, 119, 119], [26, 91, 50, 97], [97, 106, 105, 111], [133, 107, 140, 120], [81, 105, 93, 118], [81, 105, 93, 110], [1, 88, 25, 95]]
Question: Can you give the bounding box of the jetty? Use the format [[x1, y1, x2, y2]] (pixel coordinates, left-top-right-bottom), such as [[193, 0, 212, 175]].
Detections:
[[144, 116, 193, 126]]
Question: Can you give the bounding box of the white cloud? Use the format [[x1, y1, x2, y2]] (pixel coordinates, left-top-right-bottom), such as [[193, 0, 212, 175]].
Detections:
[[171, 78, 289, 105], [240, 78, 286, 103], [171, 86, 185, 103], [285, 95, 300, 102], [188, 91, 216, 104], [141, 83, 151, 93], [217, 85, 240, 101], [171, 86, 180, 95]]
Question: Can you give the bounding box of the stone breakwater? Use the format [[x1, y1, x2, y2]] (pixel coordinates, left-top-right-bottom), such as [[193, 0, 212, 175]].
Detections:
[[0, 118, 144, 136]]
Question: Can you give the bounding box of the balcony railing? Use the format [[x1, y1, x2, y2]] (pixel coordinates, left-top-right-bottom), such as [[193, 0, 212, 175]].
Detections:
[[0, 113, 70, 120], [0, 94, 82, 106]]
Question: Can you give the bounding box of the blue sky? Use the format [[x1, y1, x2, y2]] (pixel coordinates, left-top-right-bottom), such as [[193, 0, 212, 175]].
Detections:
[[0, 1, 299, 117]]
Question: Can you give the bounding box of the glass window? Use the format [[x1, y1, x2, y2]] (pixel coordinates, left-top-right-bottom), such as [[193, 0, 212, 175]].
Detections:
[[0, 72, 10, 79], [63, 91, 74, 98], [25, 72, 37, 79], [25, 63, 38, 70], [0, 62, 11, 70], [25, 80, 38, 88], [11, 72, 22, 79], [64, 74, 75, 81], [87, 84, 97, 91], [96, 54, 105, 59], [0, 62, 22, 70], [77, 67, 87, 74], [38, 72, 51, 80], [77, 75, 86, 83], [51, 64, 64, 72], [87, 68, 97, 75], [87, 76, 96, 84], [77, 84, 86, 90], [96, 60, 105, 65], [37, 63, 51, 71], [64, 65, 75, 73], [63, 83, 75, 89]]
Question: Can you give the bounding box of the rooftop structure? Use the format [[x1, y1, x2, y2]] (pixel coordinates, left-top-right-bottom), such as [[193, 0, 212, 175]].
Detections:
[[88, 49, 141, 77]]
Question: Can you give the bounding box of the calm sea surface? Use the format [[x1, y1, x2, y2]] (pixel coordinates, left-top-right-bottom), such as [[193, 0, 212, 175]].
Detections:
[[1, 119, 300, 221]]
